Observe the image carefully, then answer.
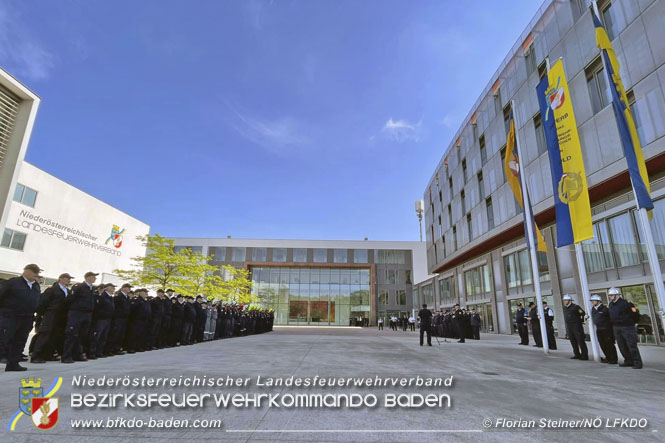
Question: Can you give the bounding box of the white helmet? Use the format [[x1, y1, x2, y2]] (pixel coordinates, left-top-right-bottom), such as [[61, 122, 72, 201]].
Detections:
[[608, 287, 621, 296], [562, 294, 573, 301], [590, 294, 602, 301]]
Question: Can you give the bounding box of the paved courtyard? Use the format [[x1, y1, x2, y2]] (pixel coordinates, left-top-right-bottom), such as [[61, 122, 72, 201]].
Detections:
[[2, 327, 664, 442]]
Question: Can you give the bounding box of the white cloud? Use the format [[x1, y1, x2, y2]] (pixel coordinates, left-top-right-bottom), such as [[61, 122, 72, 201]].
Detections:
[[381, 117, 423, 143], [226, 104, 310, 153], [0, 5, 55, 81]]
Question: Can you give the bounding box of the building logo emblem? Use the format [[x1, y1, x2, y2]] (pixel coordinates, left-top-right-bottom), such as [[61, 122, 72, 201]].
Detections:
[[9, 377, 62, 431], [105, 225, 126, 248], [544, 76, 565, 120], [30, 397, 59, 430], [558, 172, 583, 204]]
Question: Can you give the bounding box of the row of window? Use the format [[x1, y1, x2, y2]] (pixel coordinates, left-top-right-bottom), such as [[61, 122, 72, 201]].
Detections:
[[179, 246, 407, 265], [464, 264, 491, 297], [581, 199, 665, 273], [504, 249, 550, 289], [378, 289, 407, 306]]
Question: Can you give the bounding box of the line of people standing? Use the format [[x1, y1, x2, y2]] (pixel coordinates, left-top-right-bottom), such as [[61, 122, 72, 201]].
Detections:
[[0, 264, 274, 372]]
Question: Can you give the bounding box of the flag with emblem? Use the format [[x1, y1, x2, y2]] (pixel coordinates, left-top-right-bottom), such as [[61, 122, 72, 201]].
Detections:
[[504, 109, 547, 252], [31, 397, 59, 430], [536, 59, 593, 247]]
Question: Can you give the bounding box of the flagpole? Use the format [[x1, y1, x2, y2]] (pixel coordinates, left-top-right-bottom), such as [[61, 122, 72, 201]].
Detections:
[[511, 99, 549, 354], [545, 57, 601, 362], [592, 1, 665, 325]]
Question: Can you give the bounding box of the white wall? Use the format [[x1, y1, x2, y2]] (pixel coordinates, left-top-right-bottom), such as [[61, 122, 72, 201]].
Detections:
[[0, 162, 150, 282]]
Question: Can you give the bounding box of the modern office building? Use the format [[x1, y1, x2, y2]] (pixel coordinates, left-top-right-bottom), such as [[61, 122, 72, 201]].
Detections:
[[0, 162, 151, 284], [170, 238, 428, 326], [419, 0, 665, 345]]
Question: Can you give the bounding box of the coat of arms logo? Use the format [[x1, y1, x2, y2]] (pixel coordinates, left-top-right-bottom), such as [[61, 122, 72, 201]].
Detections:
[[105, 225, 126, 248]]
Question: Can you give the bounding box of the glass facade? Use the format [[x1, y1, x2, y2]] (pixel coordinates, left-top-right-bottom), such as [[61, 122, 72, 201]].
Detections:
[[251, 266, 371, 326]]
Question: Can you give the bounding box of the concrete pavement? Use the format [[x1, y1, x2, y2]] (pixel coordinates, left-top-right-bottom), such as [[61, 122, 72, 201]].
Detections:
[[2, 327, 664, 442]]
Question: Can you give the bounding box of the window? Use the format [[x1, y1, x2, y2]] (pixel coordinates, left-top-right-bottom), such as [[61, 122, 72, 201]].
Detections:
[[405, 270, 412, 284], [464, 264, 491, 298], [461, 190, 466, 214], [472, 124, 478, 142], [376, 250, 406, 264], [447, 204, 452, 227], [479, 135, 487, 165], [313, 248, 327, 263], [354, 249, 368, 263], [333, 249, 347, 263], [537, 251, 550, 282], [572, 0, 592, 21], [486, 198, 495, 231], [231, 247, 246, 262], [448, 176, 454, 200], [13, 183, 38, 207], [438, 276, 456, 306], [252, 247, 267, 261], [500, 146, 507, 183], [386, 269, 398, 285], [650, 198, 665, 260], [174, 246, 203, 254], [379, 290, 389, 305], [601, 1, 619, 41], [422, 284, 433, 305], [504, 253, 519, 288], [293, 248, 307, 262], [582, 225, 605, 273], [607, 212, 640, 267], [397, 290, 407, 305], [478, 171, 484, 200], [537, 60, 547, 80], [534, 113, 547, 155], [208, 247, 226, 261], [272, 248, 287, 262], [453, 226, 458, 250], [503, 104, 512, 136], [586, 57, 611, 114], [1, 228, 26, 250], [494, 89, 502, 116], [518, 249, 532, 285], [462, 158, 467, 183], [467, 213, 473, 241], [503, 250, 534, 288], [525, 44, 536, 77]]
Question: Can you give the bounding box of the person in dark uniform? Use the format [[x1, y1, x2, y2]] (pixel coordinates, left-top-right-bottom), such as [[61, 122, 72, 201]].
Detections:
[[149, 289, 165, 349], [526, 302, 542, 348], [591, 294, 618, 364], [170, 294, 185, 346], [608, 287, 642, 369], [89, 282, 115, 359], [417, 304, 432, 346], [515, 303, 529, 345], [194, 295, 206, 343], [31, 272, 72, 363], [182, 296, 196, 345], [0, 264, 41, 371], [128, 289, 151, 353], [470, 309, 481, 340], [562, 294, 588, 360], [451, 304, 465, 343], [542, 301, 557, 350], [108, 283, 132, 355], [161, 289, 173, 347], [62, 271, 97, 363]]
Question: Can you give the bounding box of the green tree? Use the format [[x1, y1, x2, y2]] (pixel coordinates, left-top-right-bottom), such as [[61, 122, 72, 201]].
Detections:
[[218, 265, 256, 304], [114, 233, 186, 289], [175, 249, 228, 301]]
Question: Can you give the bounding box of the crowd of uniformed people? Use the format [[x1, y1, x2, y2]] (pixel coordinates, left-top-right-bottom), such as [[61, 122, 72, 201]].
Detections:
[[0, 264, 274, 372], [514, 289, 644, 369]]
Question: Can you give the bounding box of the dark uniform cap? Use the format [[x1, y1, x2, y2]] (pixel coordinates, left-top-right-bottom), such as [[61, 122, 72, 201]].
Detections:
[[24, 264, 42, 274], [121, 283, 132, 289], [166, 288, 174, 293], [104, 282, 116, 289], [156, 289, 165, 294], [58, 273, 74, 279], [84, 271, 99, 278]]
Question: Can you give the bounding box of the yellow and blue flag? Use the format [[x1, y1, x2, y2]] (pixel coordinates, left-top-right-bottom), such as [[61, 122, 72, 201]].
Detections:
[[536, 59, 593, 247], [592, 8, 653, 211], [504, 110, 547, 252]]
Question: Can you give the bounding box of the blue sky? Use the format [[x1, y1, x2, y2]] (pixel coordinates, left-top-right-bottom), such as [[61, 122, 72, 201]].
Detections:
[[1, 0, 542, 241]]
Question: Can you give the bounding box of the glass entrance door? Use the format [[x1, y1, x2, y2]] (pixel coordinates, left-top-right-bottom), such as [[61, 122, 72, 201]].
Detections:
[[621, 285, 657, 344]]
